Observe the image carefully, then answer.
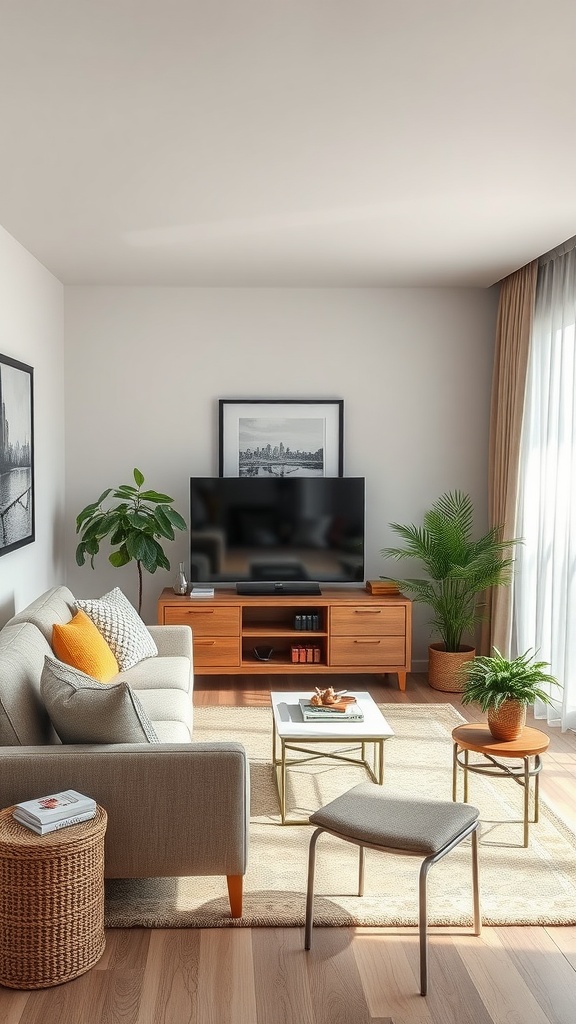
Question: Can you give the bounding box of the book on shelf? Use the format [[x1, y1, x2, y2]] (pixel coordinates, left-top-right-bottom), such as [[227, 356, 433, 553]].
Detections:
[[14, 789, 96, 827], [190, 586, 215, 598], [12, 808, 97, 835], [298, 698, 364, 723]]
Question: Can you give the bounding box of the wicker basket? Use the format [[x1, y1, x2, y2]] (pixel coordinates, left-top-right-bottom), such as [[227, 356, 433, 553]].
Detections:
[[427, 643, 475, 692], [0, 805, 107, 989], [488, 700, 527, 741]]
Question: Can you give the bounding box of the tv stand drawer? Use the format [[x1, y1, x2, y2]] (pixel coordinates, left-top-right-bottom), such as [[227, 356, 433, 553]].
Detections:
[[330, 636, 406, 666], [163, 605, 240, 636]]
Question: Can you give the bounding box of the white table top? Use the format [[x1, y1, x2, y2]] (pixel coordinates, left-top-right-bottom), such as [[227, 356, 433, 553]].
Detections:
[[270, 691, 395, 740]]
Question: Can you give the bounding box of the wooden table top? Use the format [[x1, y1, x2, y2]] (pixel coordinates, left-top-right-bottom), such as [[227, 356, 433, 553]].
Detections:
[[452, 723, 550, 758]]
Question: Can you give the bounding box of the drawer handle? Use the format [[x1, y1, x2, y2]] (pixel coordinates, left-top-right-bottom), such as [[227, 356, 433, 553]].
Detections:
[[353, 609, 382, 614], [186, 608, 215, 614], [354, 639, 381, 644], [195, 639, 216, 646]]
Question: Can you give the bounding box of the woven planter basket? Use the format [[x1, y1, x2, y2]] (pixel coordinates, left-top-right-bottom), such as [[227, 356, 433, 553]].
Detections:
[[487, 700, 527, 741], [0, 805, 107, 990], [427, 643, 475, 692]]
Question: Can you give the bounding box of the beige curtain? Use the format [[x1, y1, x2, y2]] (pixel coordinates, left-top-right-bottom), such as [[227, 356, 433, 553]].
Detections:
[[483, 260, 538, 655]]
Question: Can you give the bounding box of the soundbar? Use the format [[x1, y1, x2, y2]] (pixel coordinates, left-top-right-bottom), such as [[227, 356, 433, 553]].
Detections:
[[236, 581, 322, 596]]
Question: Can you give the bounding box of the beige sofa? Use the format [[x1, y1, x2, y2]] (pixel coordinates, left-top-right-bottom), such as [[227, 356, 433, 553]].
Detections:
[[0, 586, 249, 917]]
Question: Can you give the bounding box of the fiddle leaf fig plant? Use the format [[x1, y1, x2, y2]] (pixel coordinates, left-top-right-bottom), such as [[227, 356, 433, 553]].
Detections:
[[75, 468, 187, 614]]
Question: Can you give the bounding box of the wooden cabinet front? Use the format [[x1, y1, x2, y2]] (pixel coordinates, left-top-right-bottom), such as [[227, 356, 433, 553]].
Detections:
[[158, 589, 412, 689]]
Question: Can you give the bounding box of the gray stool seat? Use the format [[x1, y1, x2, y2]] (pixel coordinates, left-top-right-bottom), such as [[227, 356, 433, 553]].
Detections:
[[305, 783, 481, 996]]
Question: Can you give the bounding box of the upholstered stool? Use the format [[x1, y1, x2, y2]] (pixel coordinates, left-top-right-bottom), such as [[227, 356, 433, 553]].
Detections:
[[304, 784, 481, 996]]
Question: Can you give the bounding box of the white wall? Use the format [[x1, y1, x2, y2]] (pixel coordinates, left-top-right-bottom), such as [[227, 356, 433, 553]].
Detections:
[[0, 226, 65, 626], [64, 286, 498, 665]]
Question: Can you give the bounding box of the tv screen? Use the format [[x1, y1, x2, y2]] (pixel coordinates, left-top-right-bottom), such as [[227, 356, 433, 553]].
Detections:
[[189, 477, 365, 591]]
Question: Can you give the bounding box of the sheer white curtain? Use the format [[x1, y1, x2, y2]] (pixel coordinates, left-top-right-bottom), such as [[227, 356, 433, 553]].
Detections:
[[513, 242, 576, 730]]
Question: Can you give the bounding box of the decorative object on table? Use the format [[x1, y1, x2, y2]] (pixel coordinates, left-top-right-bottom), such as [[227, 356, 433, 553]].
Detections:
[[459, 647, 559, 740], [190, 585, 215, 598], [13, 789, 97, 835], [310, 686, 344, 706], [173, 560, 188, 595], [219, 399, 343, 477], [0, 352, 34, 557], [75, 468, 187, 614], [381, 490, 518, 692], [299, 698, 364, 722]]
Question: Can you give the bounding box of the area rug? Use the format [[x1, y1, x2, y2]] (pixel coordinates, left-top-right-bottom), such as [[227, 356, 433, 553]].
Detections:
[[105, 703, 576, 928]]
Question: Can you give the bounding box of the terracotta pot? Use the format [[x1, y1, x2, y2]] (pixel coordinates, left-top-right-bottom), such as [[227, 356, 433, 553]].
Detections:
[[487, 700, 526, 741], [427, 642, 475, 692]]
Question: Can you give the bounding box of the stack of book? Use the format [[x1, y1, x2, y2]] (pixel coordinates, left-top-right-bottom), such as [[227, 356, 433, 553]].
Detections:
[[190, 586, 215, 599], [365, 580, 400, 595], [13, 790, 97, 835], [299, 697, 364, 723]]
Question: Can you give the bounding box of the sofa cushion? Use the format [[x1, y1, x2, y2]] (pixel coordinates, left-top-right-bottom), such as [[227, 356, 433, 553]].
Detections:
[[52, 609, 119, 682], [136, 687, 193, 735], [118, 656, 191, 693], [76, 588, 158, 671], [152, 721, 193, 743], [0, 623, 54, 745], [6, 586, 76, 644], [40, 656, 159, 744]]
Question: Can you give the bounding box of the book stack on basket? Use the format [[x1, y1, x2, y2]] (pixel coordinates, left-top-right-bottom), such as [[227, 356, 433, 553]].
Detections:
[[300, 687, 364, 723], [12, 790, 97, 835]]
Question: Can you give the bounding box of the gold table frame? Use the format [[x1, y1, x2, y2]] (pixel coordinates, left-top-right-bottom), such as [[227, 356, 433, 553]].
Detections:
[[270, 692, 394, 825]]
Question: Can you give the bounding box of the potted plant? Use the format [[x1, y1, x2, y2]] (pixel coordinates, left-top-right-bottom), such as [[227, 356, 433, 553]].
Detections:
[[381, 490, 517, 691], [75, 468, 187, 614], [460, 648, 558, 740]]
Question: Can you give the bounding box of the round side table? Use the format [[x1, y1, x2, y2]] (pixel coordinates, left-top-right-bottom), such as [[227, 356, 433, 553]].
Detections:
[[0, 805, 107, 989], [452, 724, 550, 848]]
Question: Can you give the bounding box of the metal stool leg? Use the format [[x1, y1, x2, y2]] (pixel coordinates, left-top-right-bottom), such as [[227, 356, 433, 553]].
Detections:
[[418, 859, 431, 996], [304, 828, 324, 950], [358, 845, 365, 896], [472, 826, 481, 935]]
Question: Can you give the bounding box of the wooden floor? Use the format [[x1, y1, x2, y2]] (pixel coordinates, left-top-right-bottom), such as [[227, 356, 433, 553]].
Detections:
[[2, 672, 576, 1023]]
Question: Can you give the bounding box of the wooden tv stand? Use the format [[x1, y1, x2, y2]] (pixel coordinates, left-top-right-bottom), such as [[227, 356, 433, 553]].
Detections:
[[157, 588, 412, 691]]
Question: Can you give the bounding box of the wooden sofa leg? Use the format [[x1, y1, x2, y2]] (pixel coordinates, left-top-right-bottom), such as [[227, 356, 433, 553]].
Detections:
[[226, 875, 243, 918]]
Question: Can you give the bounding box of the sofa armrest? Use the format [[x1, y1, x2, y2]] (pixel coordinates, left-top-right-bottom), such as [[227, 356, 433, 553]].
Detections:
[[147, 624, 193, 663], [0, 743, 248, 878]]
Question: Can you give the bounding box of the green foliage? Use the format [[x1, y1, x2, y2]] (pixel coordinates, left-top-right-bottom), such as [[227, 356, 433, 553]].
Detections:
[[460, 647, 559, 711], [381, 490, 517, 652], [75, 469, 187, 613]]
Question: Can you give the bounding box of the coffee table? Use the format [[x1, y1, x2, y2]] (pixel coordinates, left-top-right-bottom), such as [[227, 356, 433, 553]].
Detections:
[[270, 691, 395, 824]]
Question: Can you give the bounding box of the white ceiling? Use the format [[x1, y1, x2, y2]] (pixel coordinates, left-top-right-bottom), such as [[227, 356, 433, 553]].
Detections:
[[1, 0, 575, 287]]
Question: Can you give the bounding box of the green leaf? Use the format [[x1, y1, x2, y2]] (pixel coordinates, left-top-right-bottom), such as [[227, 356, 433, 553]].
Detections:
[[133, 468, 145, 487], [127, 511, 153, 531], [163, 506, 187, 531], [138, 490, 174, 504], [152, 506, 175, 540], [75, 543, 86, 566], [109, 546, 131, 567]]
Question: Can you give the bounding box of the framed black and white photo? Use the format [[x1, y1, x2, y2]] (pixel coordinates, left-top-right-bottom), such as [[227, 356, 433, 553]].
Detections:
[[0, 353, 34, 556], [219, 399, 343, 477]]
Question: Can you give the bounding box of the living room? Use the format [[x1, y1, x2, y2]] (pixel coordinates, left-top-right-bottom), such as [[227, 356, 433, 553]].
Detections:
[[1, 2, 576, 1022]]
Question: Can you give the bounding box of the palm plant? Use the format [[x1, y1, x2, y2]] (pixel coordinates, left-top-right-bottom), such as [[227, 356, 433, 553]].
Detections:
[[75, 468, 187, 614], [381, 490, 517, 652], [460, 648, 558, 711]]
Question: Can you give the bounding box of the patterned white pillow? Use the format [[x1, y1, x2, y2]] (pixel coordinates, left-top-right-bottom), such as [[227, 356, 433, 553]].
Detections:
[[76, 588, 158, 671]]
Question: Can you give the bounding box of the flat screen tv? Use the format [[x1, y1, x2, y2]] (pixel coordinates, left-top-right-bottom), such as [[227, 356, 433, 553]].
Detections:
[[189, 477, 365, 594]]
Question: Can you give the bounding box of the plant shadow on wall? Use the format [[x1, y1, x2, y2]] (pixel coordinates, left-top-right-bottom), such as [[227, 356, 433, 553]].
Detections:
[[75, 469, 187, 615], [381, 491, 519, 692]]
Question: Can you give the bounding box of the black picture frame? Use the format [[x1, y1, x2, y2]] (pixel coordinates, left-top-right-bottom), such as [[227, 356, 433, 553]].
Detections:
[[0, 353, 35, 556], [219, 399, 344, 477]]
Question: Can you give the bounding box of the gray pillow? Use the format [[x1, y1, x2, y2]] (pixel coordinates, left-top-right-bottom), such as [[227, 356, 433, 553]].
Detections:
[[40, 655, 159, 743]]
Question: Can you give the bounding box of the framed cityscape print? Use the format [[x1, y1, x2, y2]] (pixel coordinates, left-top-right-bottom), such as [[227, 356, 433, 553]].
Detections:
[[219, 399, 344, 477], [0, 353, 35, 555]]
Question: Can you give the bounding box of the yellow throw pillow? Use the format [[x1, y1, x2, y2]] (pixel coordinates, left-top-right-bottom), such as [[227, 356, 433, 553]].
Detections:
[[52, 609, 119, 683]]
